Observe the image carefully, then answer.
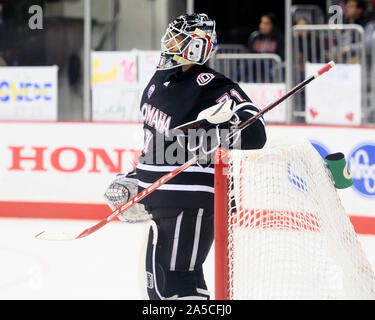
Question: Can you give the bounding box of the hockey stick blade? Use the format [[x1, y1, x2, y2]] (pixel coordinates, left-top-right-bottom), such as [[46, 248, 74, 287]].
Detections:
[[35, 230, 83, 241]]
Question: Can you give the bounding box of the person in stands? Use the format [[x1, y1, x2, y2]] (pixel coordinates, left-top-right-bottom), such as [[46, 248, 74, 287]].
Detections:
[[248, 13, 285, 60]]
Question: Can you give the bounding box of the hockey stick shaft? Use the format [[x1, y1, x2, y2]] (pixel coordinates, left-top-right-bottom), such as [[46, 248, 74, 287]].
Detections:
[[35, 154, 201, 240], [226, 61, 335, 141], [76, 155, 200, 238]]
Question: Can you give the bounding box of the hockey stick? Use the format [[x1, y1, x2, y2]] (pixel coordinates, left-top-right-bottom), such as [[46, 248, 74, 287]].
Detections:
[[35, 155, 203, 240], [34, 61, 335, 241]]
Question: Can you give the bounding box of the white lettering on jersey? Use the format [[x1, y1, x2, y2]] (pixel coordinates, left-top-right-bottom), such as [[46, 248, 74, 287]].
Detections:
[[216, 89, 246, 104], [230, 89, 246, 102], [141, 103, 171, 137], [196, 73, 215, 86], [216, 93, 230, 104]]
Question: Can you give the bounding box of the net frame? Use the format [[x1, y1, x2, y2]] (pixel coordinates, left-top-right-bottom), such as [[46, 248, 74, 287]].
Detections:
[[214, 138, 375, 300]]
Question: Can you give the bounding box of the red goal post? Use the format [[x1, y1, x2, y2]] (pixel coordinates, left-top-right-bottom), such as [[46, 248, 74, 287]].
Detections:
[[214, 148, 230, 300]]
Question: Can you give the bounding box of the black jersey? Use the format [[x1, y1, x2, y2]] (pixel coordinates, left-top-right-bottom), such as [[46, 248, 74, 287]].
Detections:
[[136, 64, 266, 211]]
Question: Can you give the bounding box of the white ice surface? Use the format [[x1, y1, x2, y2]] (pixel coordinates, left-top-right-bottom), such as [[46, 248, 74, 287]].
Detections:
[[0, 217, 374, 300], [0, 218, 213, 300]]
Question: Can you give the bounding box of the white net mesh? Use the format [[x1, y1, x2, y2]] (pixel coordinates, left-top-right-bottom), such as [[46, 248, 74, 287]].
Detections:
[[226, 137, 375, 299]]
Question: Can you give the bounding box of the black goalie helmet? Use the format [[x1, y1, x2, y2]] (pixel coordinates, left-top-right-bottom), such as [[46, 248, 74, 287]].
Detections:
[[157, 13, 217, 70]]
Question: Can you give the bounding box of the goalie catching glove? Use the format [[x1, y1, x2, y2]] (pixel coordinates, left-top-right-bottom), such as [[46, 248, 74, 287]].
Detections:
[[104, 171, 152, 223]]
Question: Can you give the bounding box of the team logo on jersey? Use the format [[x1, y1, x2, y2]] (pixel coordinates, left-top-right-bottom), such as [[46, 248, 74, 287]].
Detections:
[[148, 84, 155, 98], [197, 73, 215, 86]]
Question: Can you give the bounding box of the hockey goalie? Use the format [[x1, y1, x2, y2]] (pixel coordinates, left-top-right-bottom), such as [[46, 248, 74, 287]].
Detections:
[[104, 13, 266, 300]]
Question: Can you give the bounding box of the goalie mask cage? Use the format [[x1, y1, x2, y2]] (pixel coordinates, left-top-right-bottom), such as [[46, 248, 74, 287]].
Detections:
[[214, 137, 375, 300]]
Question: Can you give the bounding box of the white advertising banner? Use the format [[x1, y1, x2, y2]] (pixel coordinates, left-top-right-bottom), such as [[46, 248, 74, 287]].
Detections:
[[0, 66, 58, 120], [0, 122, 373, 232], [91, 50, 160, 122], [240, 83, 287, 123], [0, 122, 143, 204], [305, 63, 362, 125]]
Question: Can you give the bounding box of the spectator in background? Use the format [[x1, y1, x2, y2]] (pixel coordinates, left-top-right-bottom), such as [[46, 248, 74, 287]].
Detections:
[[363, 0, 375, 56], [248, 13, 285, 60], [344, 0, 369, 27], [294, 17, 321, 78], [295, 16, 309, 26], [368, 0, 375, 19], [244, 13, 284, 83], [294, 16, 309, 73], [341, 0, 371, 61], [364, 18, 375, 56], [292, 17, 322, 112]]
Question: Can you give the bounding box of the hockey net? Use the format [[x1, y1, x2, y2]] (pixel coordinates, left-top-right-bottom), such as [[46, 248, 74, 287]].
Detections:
[[214, 137, 375, 300]]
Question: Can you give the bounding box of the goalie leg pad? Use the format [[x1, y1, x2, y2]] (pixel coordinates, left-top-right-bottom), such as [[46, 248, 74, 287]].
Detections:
[[145, 208, 214, 300], [145, 220, 165, 300]]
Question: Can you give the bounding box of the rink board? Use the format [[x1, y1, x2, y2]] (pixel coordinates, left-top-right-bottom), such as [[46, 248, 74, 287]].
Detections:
[[0, 121, 374, 235]]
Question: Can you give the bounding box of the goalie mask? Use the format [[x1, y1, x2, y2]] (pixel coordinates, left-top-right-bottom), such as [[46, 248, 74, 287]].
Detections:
[[157, 13, 217, 70]]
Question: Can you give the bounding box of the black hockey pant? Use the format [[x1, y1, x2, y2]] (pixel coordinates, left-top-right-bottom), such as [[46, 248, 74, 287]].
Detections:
[[145, 207, 214, 300]]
